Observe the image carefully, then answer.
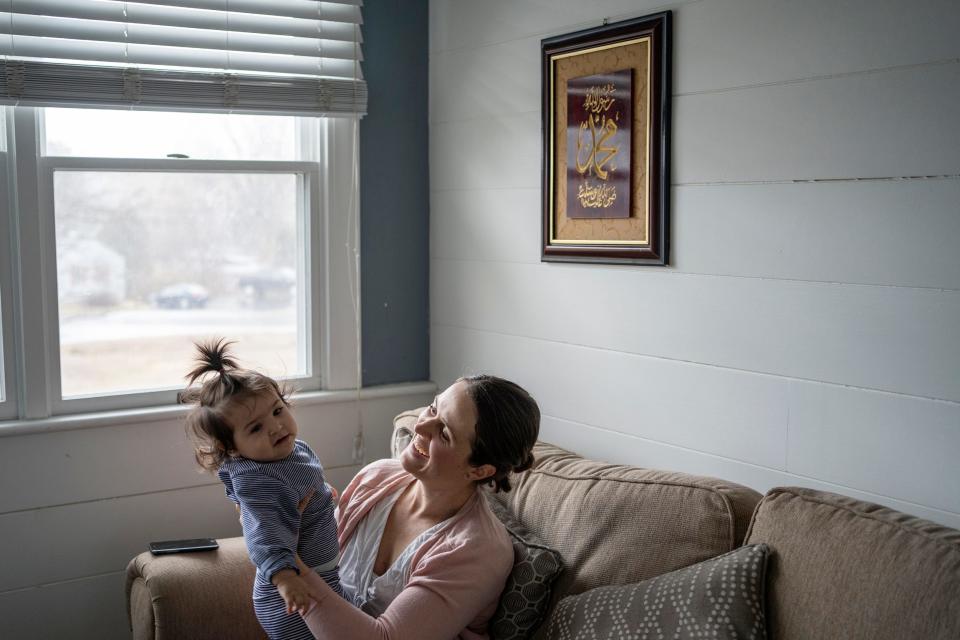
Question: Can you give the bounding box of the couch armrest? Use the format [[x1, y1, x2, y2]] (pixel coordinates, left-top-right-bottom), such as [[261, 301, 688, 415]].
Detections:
[[125, 536, 265, 640]]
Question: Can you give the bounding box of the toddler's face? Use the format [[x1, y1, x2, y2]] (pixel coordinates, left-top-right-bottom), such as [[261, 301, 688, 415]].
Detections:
[[223, 390, 298, 462]]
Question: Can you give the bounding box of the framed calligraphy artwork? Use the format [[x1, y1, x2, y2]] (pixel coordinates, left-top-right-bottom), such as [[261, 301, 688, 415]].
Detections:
[[542, 12, 671, 265]]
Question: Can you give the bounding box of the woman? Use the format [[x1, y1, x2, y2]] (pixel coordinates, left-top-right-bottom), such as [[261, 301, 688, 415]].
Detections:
[[298, 374, 540, 639]]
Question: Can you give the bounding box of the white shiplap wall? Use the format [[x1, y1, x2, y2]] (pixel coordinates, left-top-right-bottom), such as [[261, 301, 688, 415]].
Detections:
[[429, 0, 960, 531], [0, 385, 433, 639]]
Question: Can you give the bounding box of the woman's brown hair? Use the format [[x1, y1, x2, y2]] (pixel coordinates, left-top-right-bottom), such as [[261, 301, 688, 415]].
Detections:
[[180, 338, 290, 472], [462, 375, 540, 493]]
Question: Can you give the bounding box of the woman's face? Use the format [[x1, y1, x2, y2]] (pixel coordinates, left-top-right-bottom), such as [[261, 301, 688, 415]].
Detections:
[[400, 380, 493, 487]]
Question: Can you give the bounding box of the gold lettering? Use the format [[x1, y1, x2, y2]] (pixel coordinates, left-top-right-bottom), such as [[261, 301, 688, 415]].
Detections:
[[575, 113, 619, 180], [583, 83, 616, 114], [577, 181, 618, 208], [572, 79, 624, 211]]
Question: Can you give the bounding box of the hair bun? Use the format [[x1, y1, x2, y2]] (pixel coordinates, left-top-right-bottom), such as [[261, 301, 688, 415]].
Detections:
[[513, 452, 535, 474]]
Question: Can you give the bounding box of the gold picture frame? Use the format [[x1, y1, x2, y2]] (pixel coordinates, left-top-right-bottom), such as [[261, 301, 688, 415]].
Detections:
[[542, 13, 671, 265]]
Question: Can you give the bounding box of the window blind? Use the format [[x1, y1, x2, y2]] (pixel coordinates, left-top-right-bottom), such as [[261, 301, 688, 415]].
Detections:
[[0, 0, 367, 116]]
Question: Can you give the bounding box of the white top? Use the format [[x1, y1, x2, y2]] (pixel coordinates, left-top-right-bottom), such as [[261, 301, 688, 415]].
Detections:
[[339, 486, 451, 617]]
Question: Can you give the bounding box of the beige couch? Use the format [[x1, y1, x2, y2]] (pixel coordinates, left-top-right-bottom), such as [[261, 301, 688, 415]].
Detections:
[[126, 412, 960, 639]]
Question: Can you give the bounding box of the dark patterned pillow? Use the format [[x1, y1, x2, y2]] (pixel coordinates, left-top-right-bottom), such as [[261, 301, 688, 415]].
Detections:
[[486, 494, 565, 640], [545, 544, 769, 640]]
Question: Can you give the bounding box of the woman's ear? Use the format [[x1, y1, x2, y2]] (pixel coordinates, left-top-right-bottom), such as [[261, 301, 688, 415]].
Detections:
[[466, 463, 496, 482]]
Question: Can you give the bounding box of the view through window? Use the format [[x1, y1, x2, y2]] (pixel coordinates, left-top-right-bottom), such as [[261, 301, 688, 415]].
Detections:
[[45, 109, 309, 398]]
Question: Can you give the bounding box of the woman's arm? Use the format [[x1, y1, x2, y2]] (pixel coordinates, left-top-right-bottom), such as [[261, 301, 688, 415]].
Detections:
[[299, 541, 510, 640]]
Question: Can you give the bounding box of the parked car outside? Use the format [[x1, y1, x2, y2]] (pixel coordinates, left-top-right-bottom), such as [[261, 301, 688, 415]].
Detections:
[[151, 283, 210, 309], [238, 268, 295, 307]]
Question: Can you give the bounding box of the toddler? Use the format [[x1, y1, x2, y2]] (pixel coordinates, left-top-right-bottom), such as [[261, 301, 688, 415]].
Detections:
[[181, 339, 342, 640]]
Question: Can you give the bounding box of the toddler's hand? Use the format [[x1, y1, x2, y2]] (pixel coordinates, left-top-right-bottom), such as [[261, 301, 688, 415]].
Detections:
[[273, 569, 315, 615]]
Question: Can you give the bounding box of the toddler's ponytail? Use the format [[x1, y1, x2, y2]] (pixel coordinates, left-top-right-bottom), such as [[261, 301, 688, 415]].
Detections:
[[185, 338, 238, 387]]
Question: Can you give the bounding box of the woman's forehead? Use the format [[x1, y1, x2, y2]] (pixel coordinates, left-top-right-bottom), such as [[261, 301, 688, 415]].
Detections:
[[439, 380, 477, 430]]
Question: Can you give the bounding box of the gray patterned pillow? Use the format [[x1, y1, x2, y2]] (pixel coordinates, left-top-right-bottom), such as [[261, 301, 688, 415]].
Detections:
[[545, 544, 768, 640], [486, 494, 565, 640]]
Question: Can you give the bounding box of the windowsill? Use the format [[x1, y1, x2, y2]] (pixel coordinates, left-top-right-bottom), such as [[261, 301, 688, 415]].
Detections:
[[0, 381, 436, 438]]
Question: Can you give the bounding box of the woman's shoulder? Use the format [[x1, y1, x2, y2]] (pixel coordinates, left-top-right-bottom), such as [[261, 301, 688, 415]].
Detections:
[[355, 457, 405, 483], [442, 493, 514, 562], [336, 459, 412, 542], [407, 493, 514, 597], [339, 459, 408, 509]]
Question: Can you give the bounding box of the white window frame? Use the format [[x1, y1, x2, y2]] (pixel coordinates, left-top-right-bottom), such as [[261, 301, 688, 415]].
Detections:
[[0, 117, 17, 421], [0, 107, 360, 421]]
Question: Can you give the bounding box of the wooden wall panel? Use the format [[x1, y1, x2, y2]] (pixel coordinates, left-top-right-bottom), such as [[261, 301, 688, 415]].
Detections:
[[432, 324, 960, 523], [430, 36, 539, 124], [430, 0, 960, 119], [672, 180, 960, 290], [431, 180, 960, 291], [787, 382, 960, 513], [538, 414, 960, 531], [431, 65, 960, 190], [430, 113, 540, 192], [430, 188, 541, 264], [674, 63, 960, 183], [430, 0, 692, 53], [674, 0, 960, 93], [0, 466, 369, 594], [0, 484, 238, 592], [0, 572, 129, 640], [432, 324, 788, 468], [0, 400, 357, 514], [432, 260, 960, 401]]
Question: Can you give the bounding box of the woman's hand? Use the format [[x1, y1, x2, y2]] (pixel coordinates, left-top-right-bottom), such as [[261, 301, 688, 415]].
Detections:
[[296, 484, 337, 514], [297, 488, 316, 513]]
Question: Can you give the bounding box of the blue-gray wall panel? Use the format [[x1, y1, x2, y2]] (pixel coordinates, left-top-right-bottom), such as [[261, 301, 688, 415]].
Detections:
[[360, 0, 429, 386]]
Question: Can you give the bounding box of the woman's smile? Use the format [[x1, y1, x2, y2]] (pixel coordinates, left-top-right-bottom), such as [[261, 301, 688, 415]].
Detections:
[[413, 437, 430, 458]]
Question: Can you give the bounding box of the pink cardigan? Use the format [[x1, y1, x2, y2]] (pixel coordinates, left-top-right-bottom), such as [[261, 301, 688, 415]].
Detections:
[[300, 459, 514, 640]]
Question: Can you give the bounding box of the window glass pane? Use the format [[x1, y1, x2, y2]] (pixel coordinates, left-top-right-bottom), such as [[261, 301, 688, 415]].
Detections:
[[0, 293, 4, 403], [54, 171, 304, 398], [43, 109, 297, 160]]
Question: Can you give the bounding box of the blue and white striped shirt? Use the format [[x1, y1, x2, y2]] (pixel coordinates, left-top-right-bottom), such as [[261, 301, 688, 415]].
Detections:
[[218, 439, 340, 584]]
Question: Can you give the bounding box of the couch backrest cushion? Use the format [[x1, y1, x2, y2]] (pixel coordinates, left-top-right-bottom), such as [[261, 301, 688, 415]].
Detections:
[[744, 487, 960, 640], [499, 443, 762, 608], [391, 407, 419, 458]]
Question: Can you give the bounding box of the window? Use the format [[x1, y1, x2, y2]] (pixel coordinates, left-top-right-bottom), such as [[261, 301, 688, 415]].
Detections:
[[0, 107, 360, 418], [0, 1, 365, 420]]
